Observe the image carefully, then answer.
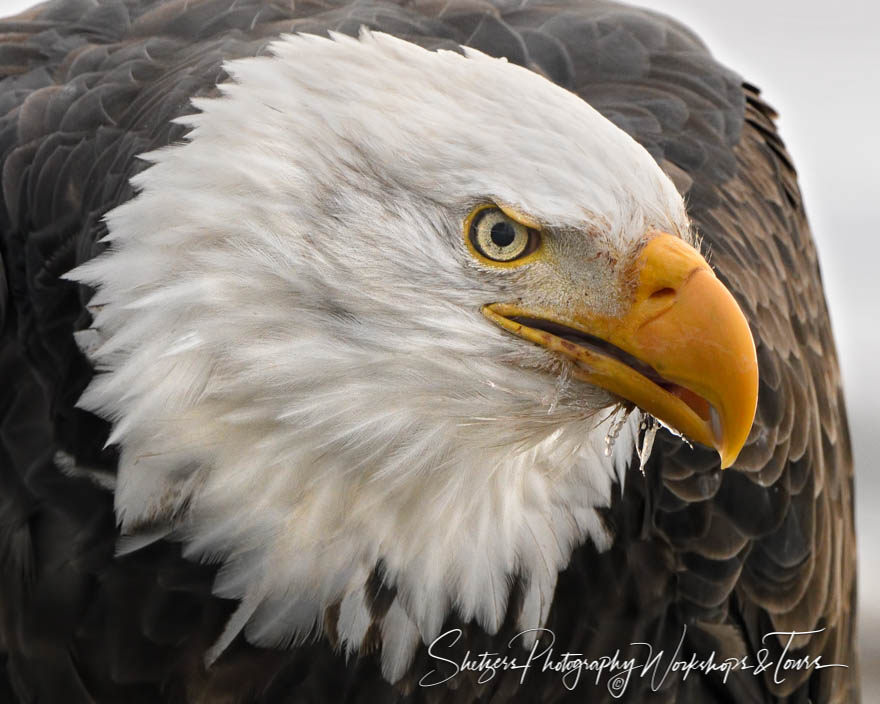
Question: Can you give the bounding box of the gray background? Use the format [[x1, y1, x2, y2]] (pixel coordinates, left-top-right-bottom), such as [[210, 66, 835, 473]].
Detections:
[[1, 0, 876, 692]]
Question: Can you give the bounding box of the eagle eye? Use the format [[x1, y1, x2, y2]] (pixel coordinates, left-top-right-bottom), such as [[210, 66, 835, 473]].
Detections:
[[467, 206, 540, 264]]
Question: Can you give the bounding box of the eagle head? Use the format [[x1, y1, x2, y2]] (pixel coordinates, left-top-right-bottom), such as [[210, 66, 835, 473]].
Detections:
[[70, 30, 758, 680]]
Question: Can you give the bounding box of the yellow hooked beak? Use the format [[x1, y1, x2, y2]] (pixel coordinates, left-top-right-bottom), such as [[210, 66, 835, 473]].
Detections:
[[483, 232, 758, 468]]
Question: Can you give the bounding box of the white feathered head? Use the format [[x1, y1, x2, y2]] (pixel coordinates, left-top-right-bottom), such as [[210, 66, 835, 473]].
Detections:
[[70, 31, 757, 681]]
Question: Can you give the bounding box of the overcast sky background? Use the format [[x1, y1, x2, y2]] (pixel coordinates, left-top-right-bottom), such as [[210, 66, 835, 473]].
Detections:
[[1, 0, 877, 690]]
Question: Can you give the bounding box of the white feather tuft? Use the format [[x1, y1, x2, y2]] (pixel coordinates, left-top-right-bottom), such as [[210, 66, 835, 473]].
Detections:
[[381, 599, 422, 683]]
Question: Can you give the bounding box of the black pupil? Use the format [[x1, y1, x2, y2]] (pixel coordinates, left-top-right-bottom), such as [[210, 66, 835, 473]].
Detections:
[[490, 221, 516, 248]]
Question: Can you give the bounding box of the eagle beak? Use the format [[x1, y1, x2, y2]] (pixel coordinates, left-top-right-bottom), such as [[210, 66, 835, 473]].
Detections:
[[482, 232, 758, 468]]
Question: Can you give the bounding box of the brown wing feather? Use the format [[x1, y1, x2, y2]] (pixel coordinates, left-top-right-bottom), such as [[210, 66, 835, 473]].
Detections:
[[685, 83, 857, 701]]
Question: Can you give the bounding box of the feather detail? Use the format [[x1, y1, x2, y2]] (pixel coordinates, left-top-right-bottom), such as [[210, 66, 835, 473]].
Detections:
[[64, 30, 685, 680], [380, 599, 421, 684]]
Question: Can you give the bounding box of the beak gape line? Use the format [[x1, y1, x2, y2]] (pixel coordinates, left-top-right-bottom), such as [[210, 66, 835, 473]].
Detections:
[[483, 232, 759, 468]]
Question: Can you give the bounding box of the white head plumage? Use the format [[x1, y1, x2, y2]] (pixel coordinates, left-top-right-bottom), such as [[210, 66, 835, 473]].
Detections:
[[70, 30, 689, 681]]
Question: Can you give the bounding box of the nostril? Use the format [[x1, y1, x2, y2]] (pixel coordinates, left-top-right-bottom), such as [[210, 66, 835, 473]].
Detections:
[[649, 287, 676, 300]]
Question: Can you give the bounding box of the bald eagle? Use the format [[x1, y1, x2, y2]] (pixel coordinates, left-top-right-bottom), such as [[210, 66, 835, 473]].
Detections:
[[0, 0, 857, 702]]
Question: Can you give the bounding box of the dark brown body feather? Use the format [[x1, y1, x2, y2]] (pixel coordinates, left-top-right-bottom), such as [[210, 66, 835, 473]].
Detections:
[[0, 0, 857, 701]]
